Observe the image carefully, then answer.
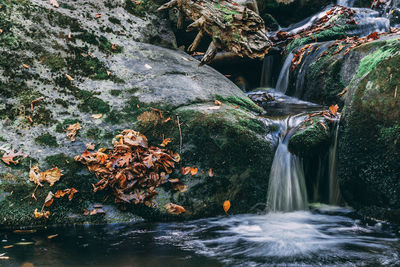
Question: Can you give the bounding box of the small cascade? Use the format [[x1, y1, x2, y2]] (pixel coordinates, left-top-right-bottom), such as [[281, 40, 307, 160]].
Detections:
[[266, 115, 309, 212], [260, 55, 275, 88], [328, 121, 341, 205], [275, 53, 294, 93], [349, 8, 390, 36], [337, 0, 355, 7]]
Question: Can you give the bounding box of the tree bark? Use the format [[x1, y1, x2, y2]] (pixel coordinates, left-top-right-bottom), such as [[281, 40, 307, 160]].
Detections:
[[158, 0, 272, 65]]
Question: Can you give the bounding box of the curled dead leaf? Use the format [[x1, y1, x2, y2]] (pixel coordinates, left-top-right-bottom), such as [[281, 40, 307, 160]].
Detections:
[[181, 167, 191, 175], [165, 203, 186, 215], [86, 143, 95, 150], [65, 74, 74, 81], [66, 123, 81, 141], [91, 114, 103, 119], [160, 138, 172, 147], [44, 191, 54, 207], [34, 209, 50, 219], [29, 165, 62, 186]]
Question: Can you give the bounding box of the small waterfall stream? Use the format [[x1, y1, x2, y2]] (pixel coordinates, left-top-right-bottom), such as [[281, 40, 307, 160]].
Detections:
[[275, 53, 293, 93], [266, 115, 309, 212], [329, 122, 341, 205]]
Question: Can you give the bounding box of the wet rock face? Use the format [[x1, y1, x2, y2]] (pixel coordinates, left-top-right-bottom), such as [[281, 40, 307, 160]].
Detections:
[[0, 0, 274, 227], [338, 40, 400, 214]]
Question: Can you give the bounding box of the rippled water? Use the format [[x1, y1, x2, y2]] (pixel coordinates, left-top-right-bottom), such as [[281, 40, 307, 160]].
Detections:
[[1, 207, 399, 266]]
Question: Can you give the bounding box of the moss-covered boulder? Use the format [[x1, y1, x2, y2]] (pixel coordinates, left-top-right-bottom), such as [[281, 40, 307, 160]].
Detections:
[[0, 0, 274, 228], [338, 39, 400, 222]]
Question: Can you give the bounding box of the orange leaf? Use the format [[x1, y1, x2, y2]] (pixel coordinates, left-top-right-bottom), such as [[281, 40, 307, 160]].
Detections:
[[223, 200, 231, 213], [164, 203, 186, 215], [1, 149, 27, 165], [44, 191, 54, 207], [214, 100, 222, 106], [190, 167, 198, 176], [181, 167, 191, 175], [329, 104, 339, 115], [160, 138, 172, 147]]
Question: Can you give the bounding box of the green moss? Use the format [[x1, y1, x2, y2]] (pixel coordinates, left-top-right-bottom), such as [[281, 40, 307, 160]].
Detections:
[[108, 17, 121, 25], [41, 54, 66, 71], [215, 95, 263, 113], [34, 133, 59, 147], [86, 127, 102, 140], [125, 0, 157, 17], [288, 119, 331, 157], [356, 42, 400, 78], [76, 90, 110, 114]]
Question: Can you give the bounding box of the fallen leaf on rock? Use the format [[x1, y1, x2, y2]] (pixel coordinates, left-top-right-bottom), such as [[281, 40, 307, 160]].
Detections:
[[215, 100, 222, 105], [165, 203, 186, 215], [1, 149, 27, 165], [208, 168, 214, 177], [49, 0, 59, 7], [3, 245, 14, 249], [160, 138, 172, 147], [319, 121, 328, 131], [144, 64, 152, 70], [29, 165, 62, 186], [22, 64, 30, 69], [47, 234, 58, 239], [208, 106, 221, 110], [181, 167, 191, 175], [34, 209, 50, 219], [95, 13, 102, 18], [42, 167, 63, 186], [54, 188, 78, 201], [91, 114, 103, 119], [0, 29, 3, 35], [86, 143, 95, 150], [66, 123, 81, 141], [223, 200, 231, 213], [0, 256, 10, 260], [44, 191, 54, 207], [65, 74, 74, 81], [329, 104, 339, 115], [90, 208, 105, 215], [190, 167, 198, 176]]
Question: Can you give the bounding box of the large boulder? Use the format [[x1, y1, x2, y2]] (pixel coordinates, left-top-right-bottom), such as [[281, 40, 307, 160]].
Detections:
[[0, 0, 274, 227]]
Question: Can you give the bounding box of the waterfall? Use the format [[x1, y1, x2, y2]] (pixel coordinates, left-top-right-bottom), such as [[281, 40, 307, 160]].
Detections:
[[267, 115, 309, 212], [328, 122, 341, 205], [275, 53, 294, 93], [337, 0, 355, 7], [260, 55, 275, 88]]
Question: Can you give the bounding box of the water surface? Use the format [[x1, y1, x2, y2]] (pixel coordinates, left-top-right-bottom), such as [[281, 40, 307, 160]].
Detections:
[[1, 207, 399, 266]]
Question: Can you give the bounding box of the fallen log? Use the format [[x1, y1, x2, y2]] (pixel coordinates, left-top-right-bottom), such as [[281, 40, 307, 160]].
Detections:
[[158, 0, 272, 65]]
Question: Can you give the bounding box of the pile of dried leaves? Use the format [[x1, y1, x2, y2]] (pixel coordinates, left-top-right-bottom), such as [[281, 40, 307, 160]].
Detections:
[[75, 130, 181, 207]]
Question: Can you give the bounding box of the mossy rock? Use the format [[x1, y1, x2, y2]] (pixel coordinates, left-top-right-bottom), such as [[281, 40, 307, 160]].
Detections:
[[338, 40, 400, 220]]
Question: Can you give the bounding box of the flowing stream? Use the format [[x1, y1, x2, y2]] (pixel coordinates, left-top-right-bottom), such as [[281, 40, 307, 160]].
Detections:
[[2, 1, 400, 266]]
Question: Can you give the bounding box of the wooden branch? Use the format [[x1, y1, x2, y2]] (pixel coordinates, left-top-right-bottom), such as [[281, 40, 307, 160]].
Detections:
[[158, 0, 271, 65]]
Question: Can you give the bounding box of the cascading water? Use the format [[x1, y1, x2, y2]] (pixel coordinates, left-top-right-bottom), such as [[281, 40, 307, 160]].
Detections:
[[275, 53, 293, 93], [337, 0, 355, 7], [260, 55, 275, 87], [328, 121, 341, 205], [266, 115, 309, 212]]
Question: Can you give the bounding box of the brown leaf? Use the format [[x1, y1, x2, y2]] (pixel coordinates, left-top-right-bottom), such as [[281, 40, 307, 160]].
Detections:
[[164, 203, 186, 215], [86, 143, 95, 150], [319, 122, 328, 131], [91, 114, 103, 119], [223, 200, 231, 213], [160, 138, 172, 147], [65, 74, 74, 81], [95, 13, 102, 18], [68, 188, 78, 200], [214, 100, 222, 106], [208, 168, 214, 177], [66, 123, 81, 141], [34, 209, 50, 219], [169, 178, 188, 192], [90, 208, 105, 215], [329, 104, 339, 116], [22, 64, 30, 69], [1, 149, 27, 165], [42, 167, 62, 186], [47, 234, 58, 239], [181, 167, 191, 175], [44, 191, 54, 207]]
